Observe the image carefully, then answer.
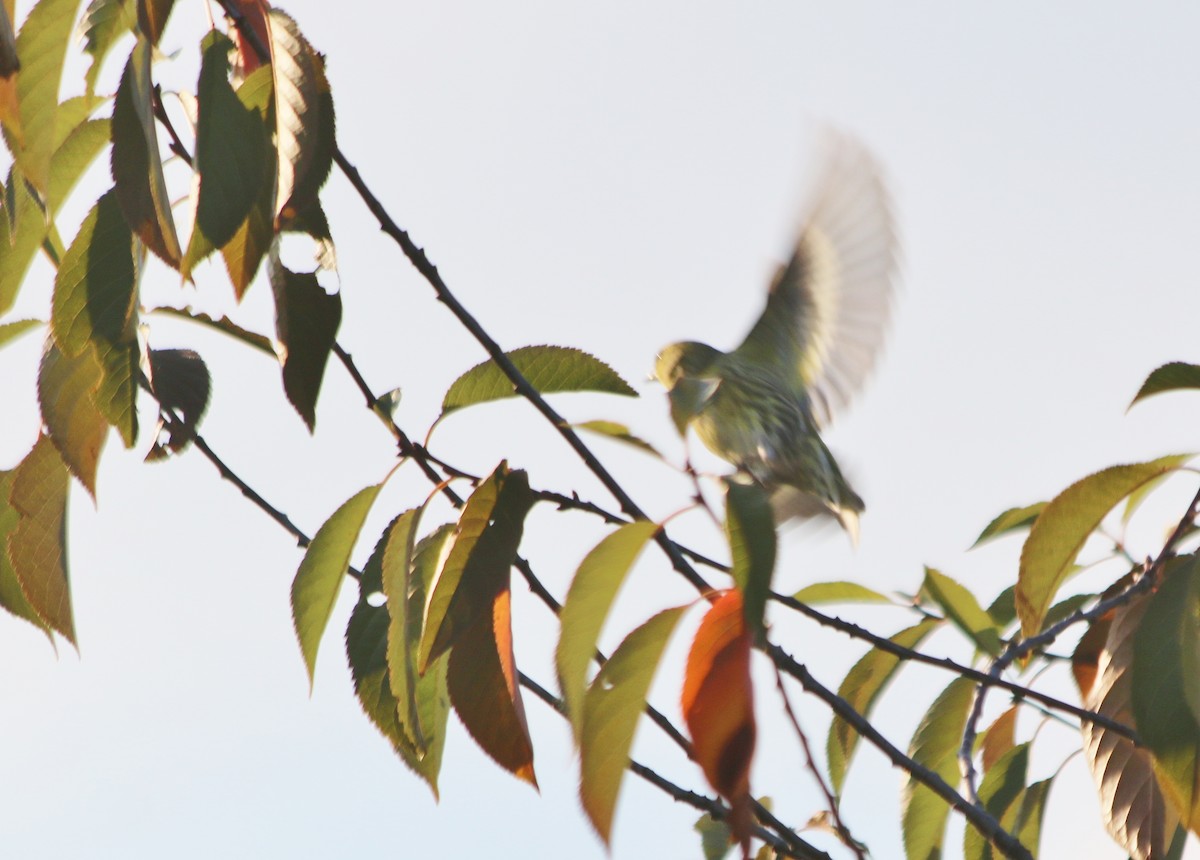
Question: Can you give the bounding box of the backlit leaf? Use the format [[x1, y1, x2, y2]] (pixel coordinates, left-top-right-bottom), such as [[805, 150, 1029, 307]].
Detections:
[[111, 35, 181, 266], [963, 743, 1029, 860], [902, 677, 974, 860], [220, 65, 275, 298], [1129, 363, 1200, 409], [419, 464, 532, 672], [291, 481, 385, 687], [556, 520, 658, 737], [79, 0, 134, 95], [0, 318, 40, 348], [381, 509, 422, 747], [922, 567, 1002, 657], [682, 590, 755, 855], [147, 305, 274, 355], [447, 585, 537, 786], [48, 117, 109, 214], [1017, 456, 1191, 637], [0, 167, 49, 315], [724, 479, 775, 641], [980, 706, 1018, 773], [971, 503, 1046, 548], [267, 247, 341, 430], [581, 605, 687, 842], [827, 617, 941, 793], [37, 338, 107, 497], [792, 580, 892, 606], [11, 0, 78, 193], [6, 434, 75, 643], [440, 345, 637, 419], [0, 470, 52, 637], [573, 420, 662, 458]]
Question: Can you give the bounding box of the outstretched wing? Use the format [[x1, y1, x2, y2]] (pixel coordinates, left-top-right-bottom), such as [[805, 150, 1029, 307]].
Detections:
[[733, 132, 897, 428]]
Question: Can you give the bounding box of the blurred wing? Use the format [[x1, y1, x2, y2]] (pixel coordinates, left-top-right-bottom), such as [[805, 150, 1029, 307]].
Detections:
[[734, 132, 897, 427]]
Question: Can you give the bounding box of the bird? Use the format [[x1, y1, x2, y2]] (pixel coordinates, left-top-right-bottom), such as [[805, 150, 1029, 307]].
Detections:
[[653, 132, 897, 542]]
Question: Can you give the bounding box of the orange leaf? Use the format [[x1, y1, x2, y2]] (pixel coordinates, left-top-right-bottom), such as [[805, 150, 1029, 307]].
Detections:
[[447, 586, 537, 787], [682, 589, 756, 856]]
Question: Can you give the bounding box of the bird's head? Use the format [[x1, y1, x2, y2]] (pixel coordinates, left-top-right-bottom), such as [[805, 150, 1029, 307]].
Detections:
[[653, 342, 723, 435]]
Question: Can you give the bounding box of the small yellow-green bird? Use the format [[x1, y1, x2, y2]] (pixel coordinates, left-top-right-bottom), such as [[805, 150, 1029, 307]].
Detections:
[[654, 133, 897, 542]]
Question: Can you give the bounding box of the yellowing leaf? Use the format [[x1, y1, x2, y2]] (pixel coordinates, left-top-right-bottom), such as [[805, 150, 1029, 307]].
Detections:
[[980, 706, 1018, 773], [724, 479, 775, 642], [291, 481, 385, 687], [556, 520, 658, 737], [682, 590, 756, 856], [48, 117, 110, 214], [6, 434, 75, 644], [11, 0, 79, 193], [580, 605, 687, 843], [0, 166, 50, 315], [37, 338, 108, 497], [447, 586, 536, 786], [1017, 456, 1191, 637], [0, 470, 52, 637]]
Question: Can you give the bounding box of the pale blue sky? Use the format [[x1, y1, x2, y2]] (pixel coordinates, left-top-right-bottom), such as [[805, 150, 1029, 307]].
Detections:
[[1, 2, 1198, 857]]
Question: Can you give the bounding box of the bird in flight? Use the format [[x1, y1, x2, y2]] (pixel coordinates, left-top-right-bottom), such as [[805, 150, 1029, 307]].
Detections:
[[653, 133, 898, 542]]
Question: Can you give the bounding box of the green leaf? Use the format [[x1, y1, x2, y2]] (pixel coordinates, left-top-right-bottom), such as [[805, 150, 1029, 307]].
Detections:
[[1011, 777, 1053, 857], [111, 35, 181, 266], [580, 605, 688, 843], [48, 117, 110, 214], [1129, 362, 1200, 409], [10, 0, 79, 193], [963, 744, 1029, 860], [986, 585, 1017, 629], [135, 0, 172, 45], [0, 318, 42, 348], [267, 248, 341, 430], [144, 348, 210, 460], [971, 503, 1046, 548], [0, 470, 52, 638], [51, 94, 104, 150], [694, 811, 732, 860], [827, 617, 941, 793], [37, 339, 108, 497], [440, 346, 637, 419], [419, 464, 533, 672], [220, 65, 275, 298], [381, 508, 423, 747], [792, 580, 892, 606], [0, 168, 50, 315], [51, 187, 135, 357], [1016, 455, 1191, 637], [92, 334, 138, 447], [79, 0, 134, 95], [6, 434, 75, 644], [180, 30, 267, 279], [922, 567, 1002, 657], [901, 677, 974, 860], [1132, 556, 1200, 828], [290, 481, 385, 687], [345, 523, 452, 798], [556, 520, 658, 737], [573, 420, 662, 458], [724, 478, 775, 641], [147, 305, 274, 355]]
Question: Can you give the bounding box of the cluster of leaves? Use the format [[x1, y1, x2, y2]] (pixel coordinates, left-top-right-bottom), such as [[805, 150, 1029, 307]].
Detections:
[[4, 2, 1200, 859]]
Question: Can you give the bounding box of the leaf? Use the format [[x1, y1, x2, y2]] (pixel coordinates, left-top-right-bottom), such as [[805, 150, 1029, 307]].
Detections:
[[0, 318, 41, 348], [1078, 584, 1179, 860], [1012, 777, 1053, 857], [980, 706, 1018, 773], [901, 677, 975, 860], [724, 478, 775, 641], [144, 348, 210, 460], [0, 470, 52, 637], [694, 811, 733, 860], [419, 464, 532, 672], [290, 481, 385, 687], [682, 590, 755, 855], [79, 0, 134, 95], [1016, 455, 1192, 637], [51, 93, 103, 150], [793, 580, 893, 606], [986, 585, 1017, 630], [51, 187, 135, 357], [147, 305, 274, 355], [10, 0, 79, 193], [345, 523, 452, 797], [381, 509, 423, 747], [971, 503, 1046, 548], [581, 605, 688, 843], [111, 35, 181, 267], [134, 0, 172, 46], [180, 30, 266, 279], [220, 64, 275, 298], [266, 9, 332, 224], [267, 248, 341, 430], [922, 567, 1002, 657], [37, 338, 108, 497], [0, 167, 49, 315], [439, 345, 637, 419], [963, 743, 1029, 860], [827, 617, 941, 793], [555, 520, 658, 737], [6, 434, 75, 644], [91, 333, 138, 447], [447, 585, 537, 786], [1132, 557, 1200, 831], [0, 2, 18, 142], [573, 419, 662, 458], [1129, 363, 1200, 409], [49, 117, 109, 214]]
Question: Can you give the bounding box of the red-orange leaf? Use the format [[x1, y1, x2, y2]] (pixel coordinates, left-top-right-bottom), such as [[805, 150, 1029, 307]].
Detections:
[[446, 586, 536, 787], [682, 589, 756, 857]]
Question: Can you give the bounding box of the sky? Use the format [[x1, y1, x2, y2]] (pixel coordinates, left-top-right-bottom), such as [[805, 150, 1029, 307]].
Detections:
[[2, 1, 1200, 858]]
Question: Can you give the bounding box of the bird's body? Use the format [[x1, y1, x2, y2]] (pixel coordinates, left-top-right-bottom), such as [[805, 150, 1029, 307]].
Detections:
[[654, 133, 897, 539]]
